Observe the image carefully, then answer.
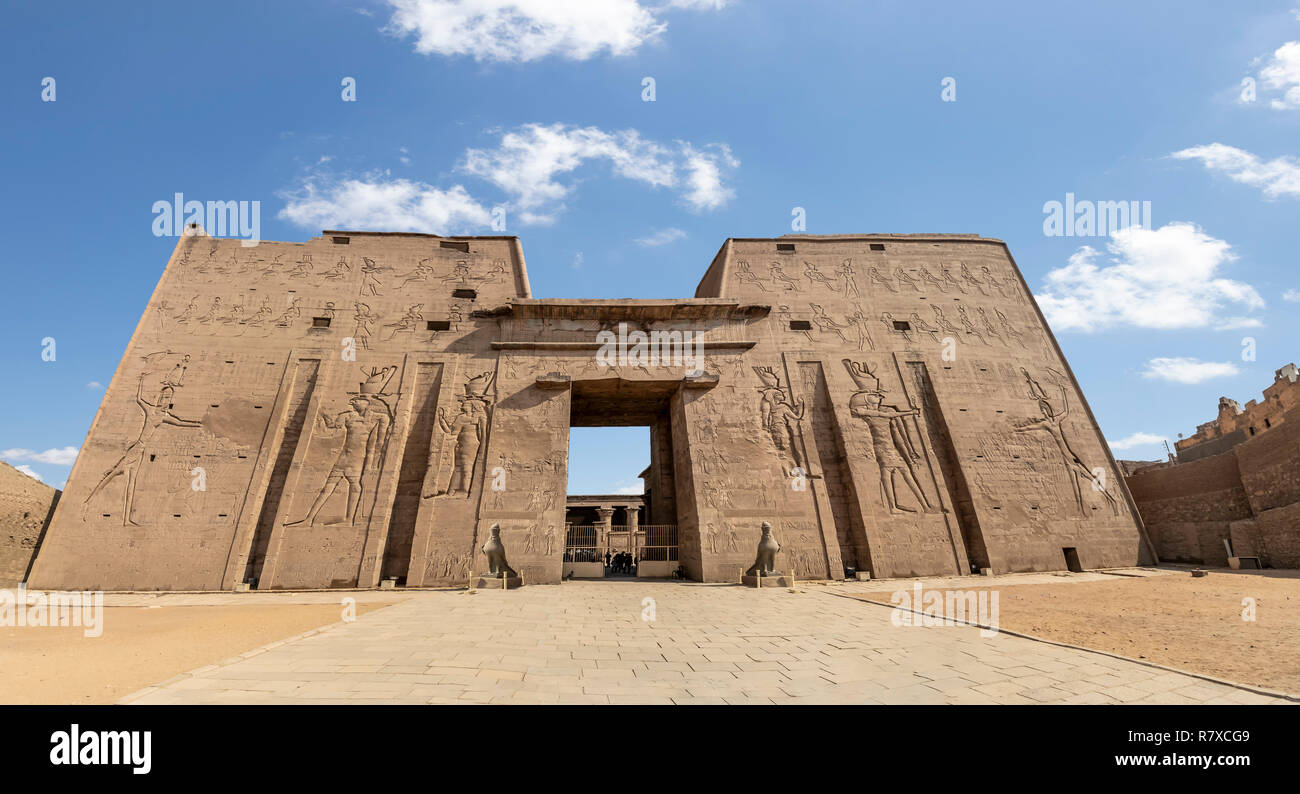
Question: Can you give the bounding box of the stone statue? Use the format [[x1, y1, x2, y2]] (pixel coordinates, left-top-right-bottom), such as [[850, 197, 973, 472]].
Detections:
[[481, 523, 518, 579], [745, 522, 782, 577]]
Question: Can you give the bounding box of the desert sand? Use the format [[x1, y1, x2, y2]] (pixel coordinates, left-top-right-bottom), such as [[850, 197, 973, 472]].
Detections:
[[0, 602, 392, 704], [857, 568, 1300, 695]]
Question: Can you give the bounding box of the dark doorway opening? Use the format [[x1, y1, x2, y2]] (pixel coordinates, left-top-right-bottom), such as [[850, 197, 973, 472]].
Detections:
[[1062, 547, 1083, 572]]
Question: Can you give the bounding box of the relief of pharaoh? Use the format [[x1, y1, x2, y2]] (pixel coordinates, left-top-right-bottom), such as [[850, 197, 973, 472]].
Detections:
[[83, 364, 203, 526], [843, 359, 938, 515], [1013, 368, 1120, 517], [286, 367, 394, 527]]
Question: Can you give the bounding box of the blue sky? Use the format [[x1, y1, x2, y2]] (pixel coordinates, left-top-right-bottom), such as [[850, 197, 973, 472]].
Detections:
[[2, 0, 1298, 491]]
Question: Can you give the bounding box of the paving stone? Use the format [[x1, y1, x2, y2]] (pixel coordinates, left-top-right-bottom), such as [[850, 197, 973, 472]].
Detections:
[[122, 582, 1291, 705]]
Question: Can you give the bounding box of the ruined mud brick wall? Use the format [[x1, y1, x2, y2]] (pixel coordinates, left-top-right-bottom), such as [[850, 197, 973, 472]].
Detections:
[[27, 231, 1152, 590], [1124, 453, 1251, 566], [1176, 364, 1298, 462], [0, 461, 59, 586], [1127, 386, 1300, 568]]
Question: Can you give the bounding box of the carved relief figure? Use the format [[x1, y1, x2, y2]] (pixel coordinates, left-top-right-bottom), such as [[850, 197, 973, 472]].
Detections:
[[869, 266, 897, 293], [735, 260, 768, 291], [960, 263, 988, 295], [323, 256, 351, 280], [838, 259, 860, 298], [424, 371, 495, 498], [382, 303, 424, 340], [83, 365, 204, 526], [1012, 369, 1120, 517], [768, 262, 799, 291], [843, 359, 937, 515], [352, 302, 379, 350], [285, 367, 395, 527], [753, 365, 807, 476], [274, 297, 302, 328], [803, 261, 837, 291], [359, 258, 385, 296], [398, 259, 437, 288], [441, 261, 472, 285], [908, 312, 941, 343], [809, 303, 849, 342]]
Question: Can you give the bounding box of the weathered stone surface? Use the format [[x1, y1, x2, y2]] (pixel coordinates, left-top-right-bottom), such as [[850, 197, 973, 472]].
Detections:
[[26, 230, 1153, 590], [0, 461, 59, 586]]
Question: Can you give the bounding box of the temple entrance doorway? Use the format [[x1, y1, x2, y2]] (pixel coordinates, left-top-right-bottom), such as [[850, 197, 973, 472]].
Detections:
[[561, 377, 683, 580]]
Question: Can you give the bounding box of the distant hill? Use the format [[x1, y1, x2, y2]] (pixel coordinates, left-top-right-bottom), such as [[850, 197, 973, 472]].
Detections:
[[0, 460, 60, 586]]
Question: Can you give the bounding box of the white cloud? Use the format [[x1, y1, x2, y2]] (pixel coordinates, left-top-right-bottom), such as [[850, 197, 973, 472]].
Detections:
[[615, 485, 643, 494], [1258, 41, 1300, 109], [1214, 316, 1263, 330], [1141, 357, 1239, 385], [634, 227, 686, 246], [2, 446, 80, 466], [278, 175, 494, 234], [281, 124, 738, 232], [1171, 143, 1300, 198], [1284, 288, 1300, 302], [680, 143, 739, 211], [459, 123, 737, 221], [1107, 432, 1169, 451], [381, 0, 726, 62], [13, 464, 42, 482], [1036, 222, 1263, 332], [85, 381, 103, 390]]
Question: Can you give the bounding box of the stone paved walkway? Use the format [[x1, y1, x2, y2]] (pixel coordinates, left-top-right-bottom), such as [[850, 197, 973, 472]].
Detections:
[[123, 581, 1289, 705]]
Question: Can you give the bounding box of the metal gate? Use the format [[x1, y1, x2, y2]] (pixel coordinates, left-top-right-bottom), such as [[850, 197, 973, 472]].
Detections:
[[563, 523, 600, 563], [638, 524, 679, 561]]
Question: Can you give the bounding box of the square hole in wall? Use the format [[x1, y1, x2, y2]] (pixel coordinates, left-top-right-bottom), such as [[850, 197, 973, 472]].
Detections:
[[312, 317, 331, 328], [427, 320, 451, 331], [789, 320, 812, 331], [440, 240, 470, 252], [869, 243, 885, 251], [892, 320, 911, 331], [332, 236, 350, 244], [451, 288, 477, 300], [776, 243, 795, 253]]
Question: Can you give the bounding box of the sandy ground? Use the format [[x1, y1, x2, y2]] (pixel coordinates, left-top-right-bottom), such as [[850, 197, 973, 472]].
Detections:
[[0, 602, 391, 704], [856, 568, 1300, 695]]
